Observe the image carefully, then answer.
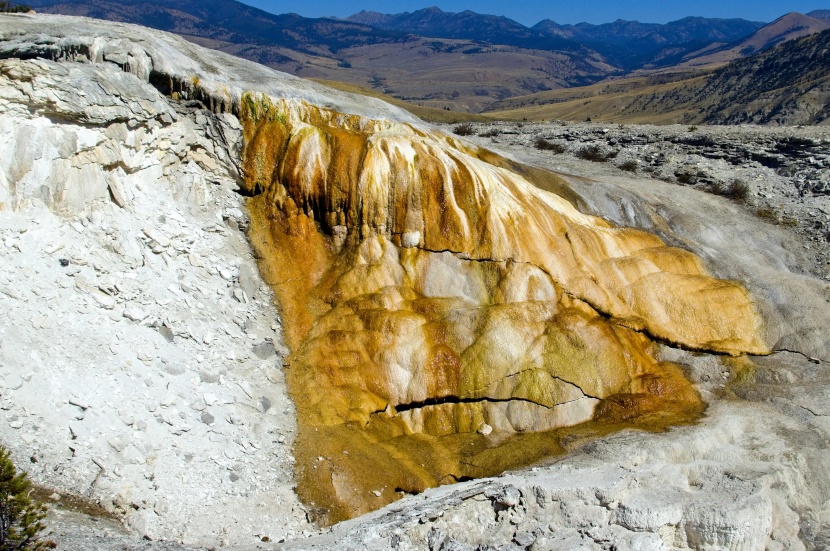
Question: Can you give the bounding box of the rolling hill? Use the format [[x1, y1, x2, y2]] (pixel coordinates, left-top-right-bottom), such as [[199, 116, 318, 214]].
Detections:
[[29, 0, 405, 54], [349, 7, 767, 71]]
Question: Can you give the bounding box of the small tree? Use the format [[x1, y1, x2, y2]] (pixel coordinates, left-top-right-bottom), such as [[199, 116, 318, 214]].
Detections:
[[0, 447, 50, 550]]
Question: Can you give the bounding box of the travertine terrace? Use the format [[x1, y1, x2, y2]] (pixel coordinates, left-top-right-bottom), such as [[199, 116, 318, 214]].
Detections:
[[239, 94, 768, 522]]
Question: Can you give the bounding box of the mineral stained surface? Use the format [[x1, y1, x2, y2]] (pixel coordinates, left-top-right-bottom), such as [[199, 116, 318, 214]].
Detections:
[[239, 94, 769, 524]]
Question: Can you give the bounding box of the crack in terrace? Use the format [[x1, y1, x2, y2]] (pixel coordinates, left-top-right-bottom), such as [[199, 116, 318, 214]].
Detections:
[[796, 404, 828, 417], [506, 370, 602, 401], [388, 394, 594, 415], [413, 244, 516, 265], [777, 348, 826, 365], [468, 365, 602, 403]]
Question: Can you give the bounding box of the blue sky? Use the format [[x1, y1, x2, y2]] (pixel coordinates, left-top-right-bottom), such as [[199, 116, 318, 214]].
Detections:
[[241, 1, 828, 26]]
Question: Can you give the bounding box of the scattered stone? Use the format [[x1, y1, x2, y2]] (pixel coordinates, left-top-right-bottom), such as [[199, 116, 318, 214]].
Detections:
[[90, 290, 116, 309], [123, 306, 148, 322], [68, 423, 87, 440], [143, 228, 170, 248], [4, 375, 23, 391], [108, 437, 127, 452], [198, 370, 220, 384], [117, 411, 134, 426], [252, 341, 275, 360], [69, 398, 89, 410], [237, 264, 259, 301], [107, 173, 129, 208], [513, 531, 535, 547], [160, 393, 177, 407], [158, 325, 175, 342], [161, 360, 186, 376], [232, 288, 246, 303], [218, 267, 234, 281], [237, 381, 254, 399], [0, 287, 23, 301]]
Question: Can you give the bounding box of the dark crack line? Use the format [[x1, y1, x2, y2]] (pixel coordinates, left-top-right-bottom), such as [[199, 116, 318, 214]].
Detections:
[[388, 393, 596, 415], [796, 404, 828, 417], [776, 348, 826, 365], [414, 244, 518, 265], [470, 366, 602, 404], [505, 369, 602, 400]]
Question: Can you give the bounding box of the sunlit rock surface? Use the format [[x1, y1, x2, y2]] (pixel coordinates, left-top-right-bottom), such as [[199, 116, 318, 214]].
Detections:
[[239, 95, 769, 523]]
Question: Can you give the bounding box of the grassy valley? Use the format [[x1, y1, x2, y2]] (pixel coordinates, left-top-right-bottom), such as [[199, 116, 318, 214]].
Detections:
[[484, 71, 711, 124], [307, 78, 491, 123]]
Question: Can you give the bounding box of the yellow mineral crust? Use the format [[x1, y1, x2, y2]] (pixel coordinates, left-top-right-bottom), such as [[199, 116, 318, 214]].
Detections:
[[241, 93, 769, 524]]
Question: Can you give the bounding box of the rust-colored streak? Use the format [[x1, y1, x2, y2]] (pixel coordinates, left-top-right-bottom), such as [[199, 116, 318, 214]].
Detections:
[[239, 92, 769, 526]]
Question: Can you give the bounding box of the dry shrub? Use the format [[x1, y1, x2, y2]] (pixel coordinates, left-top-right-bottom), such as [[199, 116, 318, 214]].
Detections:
[[576, 145, 611, 162], [452, 123, 475, 136], [708, 179, 750, 202], [618, 160, 638, 173], [534, 137, 565, 153]]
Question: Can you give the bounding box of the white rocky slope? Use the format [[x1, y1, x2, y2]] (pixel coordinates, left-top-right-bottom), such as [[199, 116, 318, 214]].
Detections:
[[0, 19, 317, 548], [2, 12, 830, 551]]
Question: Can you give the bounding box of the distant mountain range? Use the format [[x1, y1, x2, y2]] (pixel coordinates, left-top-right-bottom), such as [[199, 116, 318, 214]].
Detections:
[[347, 8, 767, 68], [665, 12, 830, 69], [28, 0, 404, 56], [24, 1, 830, 118], [486, 27, 830, 125]]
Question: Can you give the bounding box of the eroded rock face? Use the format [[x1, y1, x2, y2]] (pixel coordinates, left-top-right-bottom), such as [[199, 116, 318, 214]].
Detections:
[[239, 94, 770, 523]]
